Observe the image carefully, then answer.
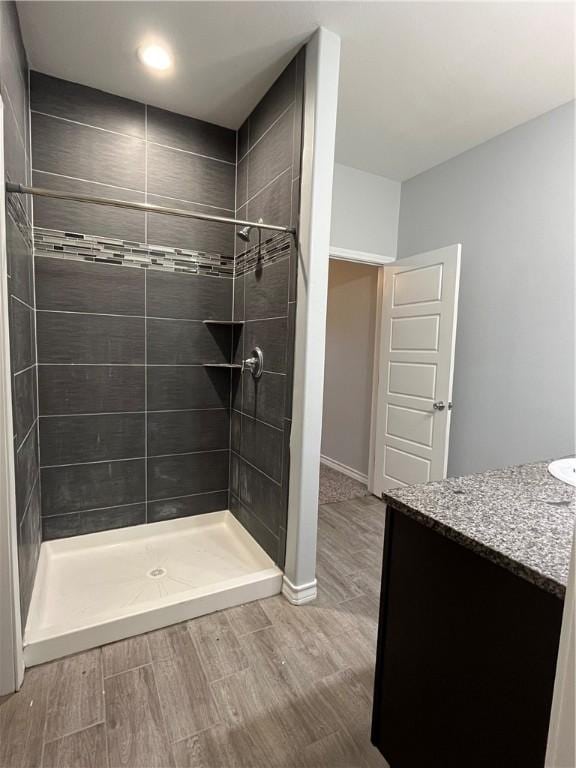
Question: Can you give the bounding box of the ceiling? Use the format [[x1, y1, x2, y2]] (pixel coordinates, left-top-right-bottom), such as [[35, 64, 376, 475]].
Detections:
[[17, 1, 575, 180]]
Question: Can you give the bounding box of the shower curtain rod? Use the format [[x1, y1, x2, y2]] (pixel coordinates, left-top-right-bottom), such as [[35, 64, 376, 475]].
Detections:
[[5, 183, 296, 236]]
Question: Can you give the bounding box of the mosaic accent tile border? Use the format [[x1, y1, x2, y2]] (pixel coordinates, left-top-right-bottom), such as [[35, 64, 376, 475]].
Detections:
[[235, 231, 294, 276], [33, 228, 235, 277], [32, 227, 295, 277]]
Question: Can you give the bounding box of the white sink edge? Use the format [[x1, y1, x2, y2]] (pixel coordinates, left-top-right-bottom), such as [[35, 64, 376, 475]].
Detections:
[[548, 457, 576, 487]]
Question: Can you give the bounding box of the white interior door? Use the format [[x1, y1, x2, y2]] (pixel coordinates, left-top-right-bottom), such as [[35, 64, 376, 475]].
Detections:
[[372, 244, 461, 494]]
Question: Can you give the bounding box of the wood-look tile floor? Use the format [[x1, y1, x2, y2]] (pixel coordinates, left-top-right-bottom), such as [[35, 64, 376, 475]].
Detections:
[[0, 496, 389, 768]]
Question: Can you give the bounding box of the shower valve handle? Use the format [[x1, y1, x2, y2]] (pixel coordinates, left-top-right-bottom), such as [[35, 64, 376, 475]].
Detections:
[[243, 347, 264, 379]]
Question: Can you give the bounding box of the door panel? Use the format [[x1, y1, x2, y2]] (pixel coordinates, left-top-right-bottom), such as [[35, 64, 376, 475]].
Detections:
[[390, 315, 439, 351], [388, 362, 436, 399], [373, 245, 461, 493], [384, 446, 431, 485], [386, 404, 433, 448], [392, 264, 443, 306]]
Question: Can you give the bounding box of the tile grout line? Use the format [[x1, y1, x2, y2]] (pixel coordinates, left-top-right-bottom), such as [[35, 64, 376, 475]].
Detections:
[[13, 361, 36, 377], [241, 133, 247, 457], [144, 268, 148, 523], [36, 308, 287, 323], [100, 649, 111, 768], [43, 717, 108, 749], [229, 489, 279, 543], [40, 447, 230, 470], [144, 104, 148, 243], [145, 636, 177, 758], [17, 475, 40, 539], [103, 660, 153, 681], [169, 722, 226, 748], [39, 656, 51, 768], [15, 415, 37, 454], [232, 407, 284, 433], [236, 100, 295, 164], [11, 292, 34, 312], [37, 363, 238, 368], [40, 407, 229, 418], [229, 127, 238, 511], [41, 488, 230, 522], [230, 449, 282, 488], [3, 85, 27, 156], [243, 165, 292, 210], [32, 168, 145, 197], [31, 110, 235, 166], [27, 67, 44, 564], [32, 169, 235, 213]]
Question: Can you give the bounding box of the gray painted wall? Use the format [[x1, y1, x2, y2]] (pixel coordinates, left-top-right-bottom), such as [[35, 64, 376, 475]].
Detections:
[[330, 163, 400, 257], [397, 101, 575, 477]]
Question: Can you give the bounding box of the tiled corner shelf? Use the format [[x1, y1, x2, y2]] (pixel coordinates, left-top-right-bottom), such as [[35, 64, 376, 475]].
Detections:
[[203, 320, 243, 370]]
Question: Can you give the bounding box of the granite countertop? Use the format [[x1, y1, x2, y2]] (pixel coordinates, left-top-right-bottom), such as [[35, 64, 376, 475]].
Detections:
[[383, 461, 575, 598]]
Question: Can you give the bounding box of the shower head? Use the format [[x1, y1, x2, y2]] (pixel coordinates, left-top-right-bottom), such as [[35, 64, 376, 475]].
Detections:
[[236, 218, 263, 244], [237, 225, 252, 242]]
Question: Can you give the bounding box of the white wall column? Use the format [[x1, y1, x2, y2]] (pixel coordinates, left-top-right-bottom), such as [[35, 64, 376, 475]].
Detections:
[[283, 27, 341, 604]]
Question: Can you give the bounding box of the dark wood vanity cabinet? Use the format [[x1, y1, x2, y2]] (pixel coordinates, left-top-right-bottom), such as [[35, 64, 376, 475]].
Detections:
[[371, 505, 564, 768]]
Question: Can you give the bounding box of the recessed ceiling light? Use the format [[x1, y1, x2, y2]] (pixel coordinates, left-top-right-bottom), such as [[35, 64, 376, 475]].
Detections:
[[138, 44, 173, 72]]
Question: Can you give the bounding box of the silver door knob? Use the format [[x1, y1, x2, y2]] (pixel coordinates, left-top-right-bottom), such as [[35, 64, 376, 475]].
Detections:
[[433, 401, 446, 411]]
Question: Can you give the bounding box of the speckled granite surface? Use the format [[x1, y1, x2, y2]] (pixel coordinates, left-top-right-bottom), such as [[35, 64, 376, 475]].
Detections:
[[383, 461, 575, 598]]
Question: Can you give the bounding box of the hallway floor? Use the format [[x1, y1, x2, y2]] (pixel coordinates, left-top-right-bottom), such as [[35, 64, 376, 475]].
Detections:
[[318, 464, 370, 505], [0, 496, 388, 768]]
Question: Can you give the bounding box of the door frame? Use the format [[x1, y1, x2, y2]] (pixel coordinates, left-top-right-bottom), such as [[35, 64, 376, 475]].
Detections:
[[330, 245, 396, 268], [326, 246, 394, 493], [0, 95, 25, 694]]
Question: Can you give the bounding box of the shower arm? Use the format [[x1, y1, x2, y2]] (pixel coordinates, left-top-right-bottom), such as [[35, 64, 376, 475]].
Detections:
[[5, 183, 296, 236]]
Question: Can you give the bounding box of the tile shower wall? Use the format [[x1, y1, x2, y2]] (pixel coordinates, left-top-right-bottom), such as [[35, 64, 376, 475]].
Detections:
[[231, 50, 305, 566], [31, 72, 236, 539], [1, 1, 40, 625], [30, 50, 306, 569]]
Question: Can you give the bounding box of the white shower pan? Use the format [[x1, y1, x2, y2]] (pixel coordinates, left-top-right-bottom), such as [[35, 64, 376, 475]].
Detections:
[[24, 510, 282, 666]]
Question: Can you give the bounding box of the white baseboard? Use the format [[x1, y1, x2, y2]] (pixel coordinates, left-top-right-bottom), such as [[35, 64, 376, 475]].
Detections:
[[282, 575, 317, 605], [320, 454, 368, 485]]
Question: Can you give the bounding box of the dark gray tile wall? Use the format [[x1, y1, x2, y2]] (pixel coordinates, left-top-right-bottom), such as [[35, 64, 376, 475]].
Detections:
[[29, 49, 305, 570], [1, 1, 39, 627], [30, 70, 236, 256], [31, 73, 237, 539], [231, 49, 305, 566], [36, 258, 233, 538]]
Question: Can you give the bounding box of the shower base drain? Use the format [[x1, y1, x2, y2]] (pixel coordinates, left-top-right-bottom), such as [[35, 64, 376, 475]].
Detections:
[[147, 567, 167, 579]]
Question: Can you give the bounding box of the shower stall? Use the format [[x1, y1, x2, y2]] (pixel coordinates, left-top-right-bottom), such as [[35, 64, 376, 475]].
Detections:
[[3, 47, 305, 666]]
